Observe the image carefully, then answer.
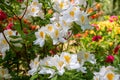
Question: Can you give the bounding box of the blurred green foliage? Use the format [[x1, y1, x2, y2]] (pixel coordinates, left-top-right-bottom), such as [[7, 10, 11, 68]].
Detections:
[[101, 0, 120, 15]]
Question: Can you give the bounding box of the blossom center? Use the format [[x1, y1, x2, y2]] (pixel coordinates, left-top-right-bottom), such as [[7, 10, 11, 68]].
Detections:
[[81, 15, 85, 24], [31, 8, 36, 12], [58, 61, 64, 67], [2, 40, 7, 45], [39, 31, 44, 38], [69, 11, 74, 17], [106, 73, 114, 80], [48, 26, 53, 32], [84, 53, 89, 60], [64, 55, 70, 63], [55, 30, 59, 38], [59, 2, 64, 9]]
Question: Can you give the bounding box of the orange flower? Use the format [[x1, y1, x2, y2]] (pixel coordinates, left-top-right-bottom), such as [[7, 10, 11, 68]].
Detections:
[[87, 8, 93, 14], [95, 3, 101, 10], [48, 9, 53, 14], [74, 33, 82, 38], [70, 0, 74, 4], [24, 19, 31, 25]]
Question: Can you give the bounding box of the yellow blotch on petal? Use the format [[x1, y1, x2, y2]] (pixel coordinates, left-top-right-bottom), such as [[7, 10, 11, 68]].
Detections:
[[1, 69, 5, 75], [32, 2, 38, 6], [56, 23, 61, 28], [64, 55, 71, 63], [48, 26, 53, 32], [8, 31, 13, 36], [55, 30, 59, 38], [31, 8, 36, 12], [39, 31, 44, 38], [59, 2, 64, 9], [69, 11, 74, 17], [58, 61, 64, 67], [106, 73, 114, 80], [84, 53, 89, 60], [2, 40, 7, 45], [34, 61, 39, 65], [81, 15, 85, 24]]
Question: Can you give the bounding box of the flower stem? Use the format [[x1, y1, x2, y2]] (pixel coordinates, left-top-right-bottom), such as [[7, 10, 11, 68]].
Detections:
[[21, 0, 29, 19]]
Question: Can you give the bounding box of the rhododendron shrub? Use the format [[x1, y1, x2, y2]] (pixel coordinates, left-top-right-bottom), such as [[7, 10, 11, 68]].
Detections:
[[0, 0, 120, 80]]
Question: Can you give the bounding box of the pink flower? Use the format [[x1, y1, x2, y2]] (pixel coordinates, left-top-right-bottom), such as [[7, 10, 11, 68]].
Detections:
[[5, 22, 14, 30], [109, 16, 118, 22], [114, 45, 120, 54], [0, 10, 7, 21], [92, 35, 102, 42], [105, 55, 114, 63], [91, 24, 100, 31]]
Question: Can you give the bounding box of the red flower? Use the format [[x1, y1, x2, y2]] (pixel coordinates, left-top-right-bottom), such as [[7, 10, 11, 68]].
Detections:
[[105, 55, 114, 63], [5, 22, 14, 30], [17, 0, 24, 3], [49, 50, 56, 55], [92, 35, 102, 42], [23, 28, 28, 34], [0, 10, 7, 21], [114, 45, 120, 54]]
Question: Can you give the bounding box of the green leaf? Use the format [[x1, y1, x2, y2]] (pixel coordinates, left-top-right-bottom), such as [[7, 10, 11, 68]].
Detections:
[[30, 74, 39, 80], [51, 75, 58, 80], [95, 0, 100, 2], [87, 0, 93, 7]]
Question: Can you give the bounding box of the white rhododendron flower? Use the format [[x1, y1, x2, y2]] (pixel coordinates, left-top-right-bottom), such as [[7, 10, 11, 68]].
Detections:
[[0, 67, 11, 79], [52, 0, 71, 12], [45, 24, 55, 35], [52, 55, 65, 75], [58, 17, 72, 31], [50, 13, 61, 23], [60, 52, 80, 70], [61, 5, 80, 22], [34, 27, 46, 47], [28, 55, 40, 75], [0, 33, 10, 58], [50, 29, 67, 45], [22, 0, 44, 19], [75, 11, 93, 31], [77, 51, 96, 64], [4, 29, 17, 40], [0, 33, 9, 59], [72, 0, 87, 7], [93, 66, 120, 80], [39, 56, 55, 78], [0, 29, 21, 59]]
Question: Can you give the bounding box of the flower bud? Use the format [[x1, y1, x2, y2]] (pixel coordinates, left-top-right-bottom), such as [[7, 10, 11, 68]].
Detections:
[[92, 35, 102, 42], [0, 10, 7, 21], [114, 45, 120, 54], [105, 55, 114, 63]]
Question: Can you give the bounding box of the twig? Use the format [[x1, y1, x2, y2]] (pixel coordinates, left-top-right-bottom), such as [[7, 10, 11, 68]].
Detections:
[[21, 0, 29, 19], [2, 31, 18, 53]]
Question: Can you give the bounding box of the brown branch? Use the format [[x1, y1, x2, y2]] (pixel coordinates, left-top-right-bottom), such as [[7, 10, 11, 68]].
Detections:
[[2, 31, 18, 53], [21, 0, 29, 19]]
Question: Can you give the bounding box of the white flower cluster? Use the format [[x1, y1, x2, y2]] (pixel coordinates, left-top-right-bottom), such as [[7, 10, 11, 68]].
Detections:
[[22, 0, 44, 19], [0, 67, 11, 79], [33, 0, 93, 47], [93, 66, 120, 80], [28, 51, 96, 78]]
